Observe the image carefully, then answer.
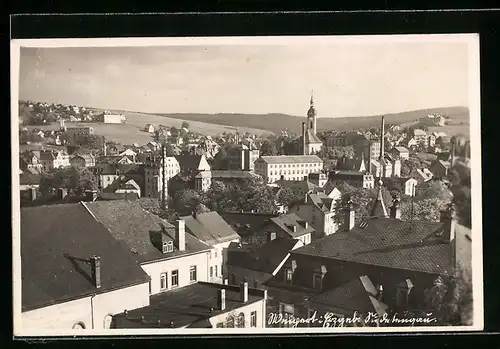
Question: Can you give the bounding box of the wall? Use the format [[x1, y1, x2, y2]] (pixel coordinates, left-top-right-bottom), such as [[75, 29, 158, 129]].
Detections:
[[208, 299, 267, 328], [21, 282, 150, 332], [140, 252, 210, 295], [289, 203, 325, 239], [212, 239, 240, 284], [226, 264, 273, 289]]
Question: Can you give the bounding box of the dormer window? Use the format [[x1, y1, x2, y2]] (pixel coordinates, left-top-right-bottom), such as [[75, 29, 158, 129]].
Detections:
[[162, 241, 174, 253]]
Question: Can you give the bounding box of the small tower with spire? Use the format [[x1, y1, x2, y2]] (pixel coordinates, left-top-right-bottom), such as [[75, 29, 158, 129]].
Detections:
[[370, 179, 389, 218], [307, 90, 317, 135]]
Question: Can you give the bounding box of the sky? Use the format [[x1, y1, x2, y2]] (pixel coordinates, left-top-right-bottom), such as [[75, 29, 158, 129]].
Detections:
[[17, 37, 472, 117]]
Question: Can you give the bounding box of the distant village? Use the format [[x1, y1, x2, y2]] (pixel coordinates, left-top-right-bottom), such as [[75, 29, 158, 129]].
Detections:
[[18, 95, 473, 331]]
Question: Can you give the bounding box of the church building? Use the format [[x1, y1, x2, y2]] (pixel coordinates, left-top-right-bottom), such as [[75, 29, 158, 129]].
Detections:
[[370, 115, 401, 178], [300, 93, 323, 155]]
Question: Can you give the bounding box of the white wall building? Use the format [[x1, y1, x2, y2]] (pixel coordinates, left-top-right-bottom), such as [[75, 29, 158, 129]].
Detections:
[[254, 155, 324, 183]]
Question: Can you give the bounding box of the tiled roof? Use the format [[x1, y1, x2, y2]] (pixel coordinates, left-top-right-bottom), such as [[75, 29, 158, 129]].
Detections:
[[111, 282, 265, 328], [269, 213, 315, 238], [311, 276, 388, 315], [331, 170, 365, 177], [179, 212, 240, 246], [275, 180, 317, 192], [19, 172, 41, 186], [86, 201, 211, 263], [219, 212, 279, 237], [305, 130, 323, 144], [292, 217, 451, 274], [21, 203, 150, 311], [227, 238, 301, 274], [257, 155, 323, 164], [300, 192, 335, 213], [393, 146, 409, 153], [370, 187, 389, 218], [98, 192, 139, 201]]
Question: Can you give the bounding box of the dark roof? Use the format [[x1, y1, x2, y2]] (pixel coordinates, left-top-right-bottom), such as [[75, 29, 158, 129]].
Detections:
[[269, 213, 316, 238], [257, 155, 323, 164], [174, 155, 203, 171], [292, 217, 451, 274], [292, 192, 335, 213], [209, 170, 261, 180], [370, 187, 389, 218], [311, 276, 388, 315], [219, 212, 279, 237], [275, 180, 317, 192], [98, 192, 139, 201], [227, 238, 300, 274], [21, 203, 150, 311], [331, 170, 365, 177], [304, 130, 323, 144], [86, 200, 211, 264], [180, 212, 240, 246], [111, 282, 265, 328], [19, 172, 41, 186]]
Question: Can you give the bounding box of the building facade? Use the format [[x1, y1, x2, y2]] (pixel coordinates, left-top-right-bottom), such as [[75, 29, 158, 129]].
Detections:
[[254, 155, 324, 183]]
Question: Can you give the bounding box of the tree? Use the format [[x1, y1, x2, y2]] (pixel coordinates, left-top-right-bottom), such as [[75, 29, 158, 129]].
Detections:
[[39, 167, 98, 196], [276, 188, 303, 209], [172, 189, 204, 215], [181, 121, 190, 130], [424, 264, 473, 326], [259, 139, 278, 156]]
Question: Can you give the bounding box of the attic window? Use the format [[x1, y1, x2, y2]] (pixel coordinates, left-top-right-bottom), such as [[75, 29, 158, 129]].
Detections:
[[162, 241, 174, 253], [359, 221, 368, 229]]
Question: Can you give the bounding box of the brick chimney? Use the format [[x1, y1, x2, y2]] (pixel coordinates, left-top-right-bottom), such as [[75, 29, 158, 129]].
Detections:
[[218, 288, 226, 311], [90, 255, 101, 289], [343, 197, 355, 231], [390, 196, 401, 219], [240, 281, 248, 303], [174, 219, 186, 251]]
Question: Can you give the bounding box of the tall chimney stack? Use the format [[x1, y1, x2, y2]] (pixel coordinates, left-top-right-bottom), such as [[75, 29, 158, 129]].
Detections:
[[379, 116, 385, 160], [343, 197, 355, 231], [90, 255, 101, 289], [302, 122, 307, 155], [218, 289, 226, 311], [175, 219, 186, 252], [240, 281, 248, 303]]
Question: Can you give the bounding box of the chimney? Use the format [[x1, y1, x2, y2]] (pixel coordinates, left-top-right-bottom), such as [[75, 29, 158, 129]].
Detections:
[[304, 193, 308, 203], [90, 255, 101, 289], [85, 190, 98, 202], [224, 279, 228, 285], [379, 116, 385, 160], [390, 196, 401, 219], [440, 204, 457, 242], [343, 197, 355, 231], [218, 289, 226, 311], [302, 221, 309, 229], [192, 210, 197, 219], [302, 122, 307, 155], [240, 281, 248, 303], [58, 187, 68, 200], [29, 187, 37, 201], [377, 284, 384, 301], [174, 220, 186, 251]]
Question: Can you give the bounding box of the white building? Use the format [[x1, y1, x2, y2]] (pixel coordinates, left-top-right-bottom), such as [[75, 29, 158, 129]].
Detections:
[[180, 211, 241, 284], [254, 155, 324, 183], [86, 200, 213, 296], [19, 203, 151, 333], [39, 150, 70, 171], [144, 155, 181, 199]]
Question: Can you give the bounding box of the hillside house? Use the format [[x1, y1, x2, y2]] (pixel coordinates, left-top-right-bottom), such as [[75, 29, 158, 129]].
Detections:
[[389, 146, 410, 160]]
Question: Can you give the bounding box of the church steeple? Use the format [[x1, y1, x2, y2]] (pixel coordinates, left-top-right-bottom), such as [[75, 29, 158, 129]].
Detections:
[[370, 179, 389, 218], [307, 90, 317, 135]]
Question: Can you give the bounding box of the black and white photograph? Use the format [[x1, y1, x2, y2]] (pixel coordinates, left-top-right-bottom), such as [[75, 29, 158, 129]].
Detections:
[[11, 34, 482, 336]]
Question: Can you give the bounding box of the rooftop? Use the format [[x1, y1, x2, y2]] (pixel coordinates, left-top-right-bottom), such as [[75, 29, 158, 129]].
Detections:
[[292, 217, 452, 275], [269, 213, 316, 238], [86, 200, 211, 264], [209, 170, 261, 180], [219, 212, 279, 237], [180, 211, 240, 246], [227, 238, 301, 274], [21, 203, 150, 312], [111, 282, 266, 329], [257, 155, 323, 164]]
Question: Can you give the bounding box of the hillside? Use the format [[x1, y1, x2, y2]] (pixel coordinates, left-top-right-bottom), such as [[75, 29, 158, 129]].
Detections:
[[152, 106, 470, 135]]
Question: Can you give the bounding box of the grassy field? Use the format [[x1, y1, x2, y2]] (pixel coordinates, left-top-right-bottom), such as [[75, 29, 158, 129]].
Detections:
[[24, 111, 273, 145]]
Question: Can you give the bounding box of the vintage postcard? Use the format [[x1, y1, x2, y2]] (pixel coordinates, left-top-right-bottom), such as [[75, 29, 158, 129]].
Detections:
[[11, 34, 482, 336]]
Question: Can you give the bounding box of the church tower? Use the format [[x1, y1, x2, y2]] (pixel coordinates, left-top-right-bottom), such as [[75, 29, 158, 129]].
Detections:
[[307, 92, 317, 135]]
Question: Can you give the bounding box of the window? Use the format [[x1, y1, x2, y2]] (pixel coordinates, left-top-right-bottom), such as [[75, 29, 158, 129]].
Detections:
[[226, 315, 235, 328], [162, 240, 173, 253], [215, 265, 218, 277], [230, 273, 236, 285], [253, 279, 258, 288], [216, 322, 224, 328], [171, 270, 179, 287], [149, 280, 152, 294], [250, 311, 257, 327], [215, 251, 218, 258], [237, 312, 245, 328], [313, 274, 323, 291], [284, 268, 293, 284], [72, 322, 86, 329], [210, 266, 213, 278], [160, 272, 168, 290], [190, 266, 197, 282]]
